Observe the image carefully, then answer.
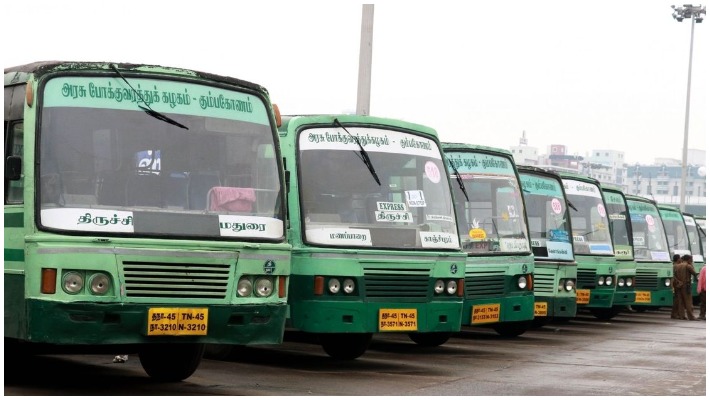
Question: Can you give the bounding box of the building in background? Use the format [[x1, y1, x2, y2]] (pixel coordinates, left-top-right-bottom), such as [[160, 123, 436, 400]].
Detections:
[[510, 133, 705, 216], [510, 131, 541, 165]]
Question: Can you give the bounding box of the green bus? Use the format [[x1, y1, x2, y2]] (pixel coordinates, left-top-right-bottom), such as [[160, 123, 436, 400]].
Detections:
[[601, 185, 636, 318], [518, 166, 577, 324], [278, 115, 467, 360], [623, 195, 673, 310], [659, 205, 694, 268], [443, 143, 535, 337], [555, 171, 617, 319], [683, 212, 705, 303], [4, 61, 291, 381]]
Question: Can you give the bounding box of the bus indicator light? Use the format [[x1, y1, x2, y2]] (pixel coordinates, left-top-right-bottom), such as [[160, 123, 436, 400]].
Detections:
[[278, 276, 287, 298], [314, 276, 324, 295], [41, 268, 57, 294]]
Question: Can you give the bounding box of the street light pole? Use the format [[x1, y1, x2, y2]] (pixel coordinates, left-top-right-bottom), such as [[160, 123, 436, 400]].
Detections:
[[356, 4, 375, 116], [671, 4, 706, 212]]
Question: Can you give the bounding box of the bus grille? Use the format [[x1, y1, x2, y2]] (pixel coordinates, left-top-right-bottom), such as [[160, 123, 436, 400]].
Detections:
[[122, 261, 231, 299], [465, 268, 506, 298], [635, 270, 659, 289], [363, 266, 430, 299], [576, 268, 597, 289], [534, 270, 556, 295]]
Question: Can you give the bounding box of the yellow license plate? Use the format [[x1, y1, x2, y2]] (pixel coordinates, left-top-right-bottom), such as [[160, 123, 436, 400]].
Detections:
[[471, 304, 500, 324], [576, 289, 591, 304], [379, 309, 418, 331], [534, 302, 548, 317], [147, 307, 208, 336], [635, 291, 651, 303]]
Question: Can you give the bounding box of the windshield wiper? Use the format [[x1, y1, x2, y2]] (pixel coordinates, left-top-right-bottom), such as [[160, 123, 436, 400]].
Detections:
[[110, 64, 188, 130], [567, 200, 578, 212], [447, 158, 469, 201], [334, 118, 380, 186]]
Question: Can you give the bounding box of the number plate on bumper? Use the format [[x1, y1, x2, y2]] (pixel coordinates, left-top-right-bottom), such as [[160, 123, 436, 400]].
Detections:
[[379, 309, 418, 331], [147, 308, 208, 336]]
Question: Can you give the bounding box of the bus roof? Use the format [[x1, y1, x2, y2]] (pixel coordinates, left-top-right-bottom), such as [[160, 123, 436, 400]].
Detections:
[[440, 142, 513, 157], [658, 204, 682, 213], [553, 169, 601, 185], [4, 61, 267, 94], [624, 193, 658, 205], [277, 114, 438, 138]]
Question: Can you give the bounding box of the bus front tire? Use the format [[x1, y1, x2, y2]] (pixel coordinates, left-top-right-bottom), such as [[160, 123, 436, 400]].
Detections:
[[203, 344, 237, 360], [493, 321, 531, 338], [319, 333, 372, 360], [139, 343, 205, 382], [408, 332, 451, 347], [590, 307, 620, 320]]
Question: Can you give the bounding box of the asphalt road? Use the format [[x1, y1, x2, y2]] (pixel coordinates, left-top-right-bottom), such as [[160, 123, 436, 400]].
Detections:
[[4, 307, 706, 396]]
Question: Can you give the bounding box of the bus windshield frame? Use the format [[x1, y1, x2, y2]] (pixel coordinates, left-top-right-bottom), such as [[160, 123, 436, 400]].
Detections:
[[519, 172, 574, 261], [297, 125, 459, 250], [37, 75, 285, 240], [561, 179, 614, 256], [626, 199, 671, 262], [446, 151, 530, 255]]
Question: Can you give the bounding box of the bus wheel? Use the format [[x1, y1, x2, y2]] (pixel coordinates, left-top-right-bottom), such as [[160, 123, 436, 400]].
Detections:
[[139, 343, 205, 382], [319, 333, 372, 360], [493, 321, 531, 338], [590, 307, 620, 321], [531, 316, 553, 329], [408, 332, 451, 347], [203, 344, 235, 360]]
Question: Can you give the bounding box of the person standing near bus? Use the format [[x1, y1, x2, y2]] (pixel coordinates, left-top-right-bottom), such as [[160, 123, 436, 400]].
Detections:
[[697, 264, 706, 320], [673, 254, 698, 320], [671, 254, 682, 319]]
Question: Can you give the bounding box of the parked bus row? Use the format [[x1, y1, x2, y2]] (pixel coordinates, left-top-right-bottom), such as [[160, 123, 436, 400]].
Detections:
[[4, 61, 705, 383]]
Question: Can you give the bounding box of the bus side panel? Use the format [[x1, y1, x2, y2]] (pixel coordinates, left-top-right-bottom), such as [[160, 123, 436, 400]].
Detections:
[[4, 207, 27, 339]]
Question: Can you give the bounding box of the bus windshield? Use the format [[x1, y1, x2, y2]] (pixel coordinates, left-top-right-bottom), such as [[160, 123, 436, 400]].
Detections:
[[603, 190, 633, 258], [562, 179, 614, 256], [519, 172, 573, 261], [627, 200, 671, 261], [298, 126, 458, 249], [684, 215, 704, 262], [38, 76, 284, 239], [660, 210, 691, 256], [447, 151, 530, 254]]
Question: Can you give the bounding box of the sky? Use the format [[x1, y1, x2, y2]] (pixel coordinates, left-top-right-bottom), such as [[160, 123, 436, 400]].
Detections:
[[3, 0, 707, 166]]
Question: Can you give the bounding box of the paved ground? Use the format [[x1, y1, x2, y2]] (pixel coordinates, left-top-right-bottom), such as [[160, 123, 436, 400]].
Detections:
[[4, 307, 706, 396]]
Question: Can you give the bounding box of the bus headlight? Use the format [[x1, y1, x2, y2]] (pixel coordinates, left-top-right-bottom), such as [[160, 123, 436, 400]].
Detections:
[[605, 276, 613, 286], [328, 278, 341, 294], [564, 279, 575, 292], [598, 276, 605, 286], [237, 277, 253, 297], [89, 273, 110, 295], [343, 278, 355, 294], [618, 279, 625, 287], [625, 278, 633, 287], [446, 280, 458, 295], [63, 271, 84, 294], [434, 279, 445, 294], [664, 278, 671, 287], [517, 276, 527, 289], [255, 277, 274, 297]]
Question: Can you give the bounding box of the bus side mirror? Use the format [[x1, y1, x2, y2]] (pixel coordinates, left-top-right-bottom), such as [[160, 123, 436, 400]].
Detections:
[[5, 156, 21, 180]]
